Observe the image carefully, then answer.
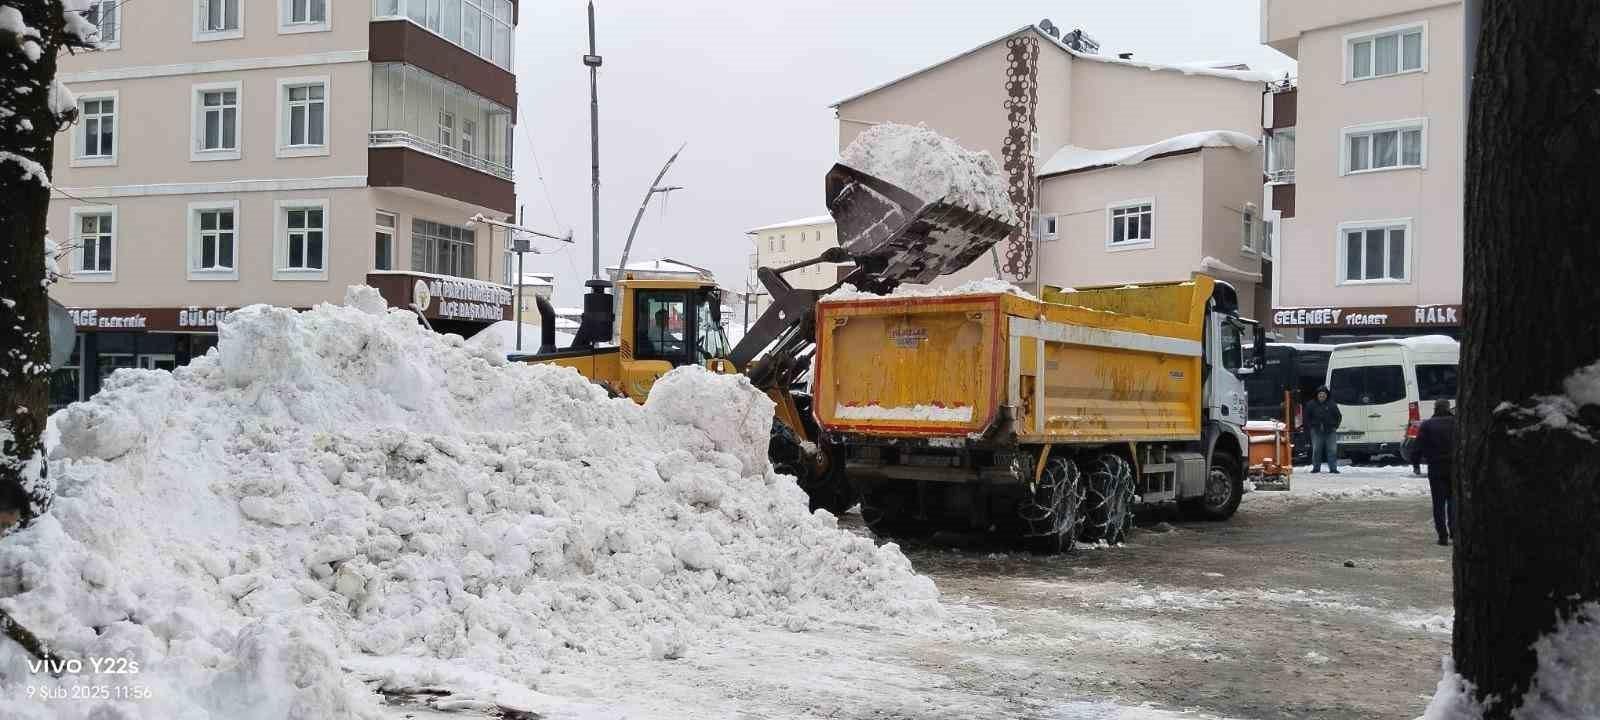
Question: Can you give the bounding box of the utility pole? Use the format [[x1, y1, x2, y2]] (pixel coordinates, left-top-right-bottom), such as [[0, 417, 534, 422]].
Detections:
[[584, 1, 602, 280]]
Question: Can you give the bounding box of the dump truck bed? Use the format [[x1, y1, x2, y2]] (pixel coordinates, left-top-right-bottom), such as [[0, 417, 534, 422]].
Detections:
[[814, 276, 1214, 445]]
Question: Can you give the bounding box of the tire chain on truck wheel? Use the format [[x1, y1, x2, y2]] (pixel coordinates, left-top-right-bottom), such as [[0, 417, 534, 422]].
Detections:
[[1019, 456, 1086, 552], [1079, 453, 1135, 545]]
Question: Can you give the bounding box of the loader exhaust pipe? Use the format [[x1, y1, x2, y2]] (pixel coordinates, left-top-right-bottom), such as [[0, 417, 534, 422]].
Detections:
[[533, 293, 559, 354]]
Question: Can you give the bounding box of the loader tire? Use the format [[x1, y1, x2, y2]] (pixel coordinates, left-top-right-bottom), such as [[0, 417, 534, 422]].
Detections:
[[1080, 452, 1135, 544], [1019, 456, 1086, 554], [860, 490, 927, 541], [1183, 450, 1243, 521]]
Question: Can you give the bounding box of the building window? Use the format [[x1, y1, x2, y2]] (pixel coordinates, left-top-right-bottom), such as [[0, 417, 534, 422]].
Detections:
[[278, 78, 329, 157], [767, 237, 774, 252], [375, 212, 396, 271], [372, 0, 515, 71], [49, 334, 83, 412], [1343, 120, 1425, 174], [1242, 203, 1258, 253], [275, 200, 329, 280], [280, 0, 329, 32], [73, 93, 117, 166], [1266, 128, 1295, 182], [192, 83, 240, 161], [369, 63, 514, 179], [85, 0, 120, 48], [196, 0, 242, 40], [1041, 214, 1059, 242], [71, 208, 116, 281], [1107, 199, 1154, 250], [1339, 220, 1410, 284], [1349, 25, 1424, 81], [411, 219, 476, 279], [187, 202, 239, 279]]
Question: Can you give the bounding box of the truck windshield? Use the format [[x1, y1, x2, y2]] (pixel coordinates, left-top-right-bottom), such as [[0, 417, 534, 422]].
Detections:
[[695, 292, 732, 362]]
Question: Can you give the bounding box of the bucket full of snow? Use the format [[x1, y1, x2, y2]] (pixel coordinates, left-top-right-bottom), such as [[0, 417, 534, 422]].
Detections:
[[829, 123, 1018, 287], [0, 289, 955, 718]]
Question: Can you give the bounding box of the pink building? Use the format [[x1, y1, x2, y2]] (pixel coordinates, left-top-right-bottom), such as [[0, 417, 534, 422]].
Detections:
[[1261, 0, 1465, 342], [47, 0, 521, 408], [833, 23, 1272, 316]]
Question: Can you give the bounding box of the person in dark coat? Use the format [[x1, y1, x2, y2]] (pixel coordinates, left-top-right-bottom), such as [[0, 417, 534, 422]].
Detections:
[[1303, 386, 1343, 474], [1414, 398, 1457, 546]]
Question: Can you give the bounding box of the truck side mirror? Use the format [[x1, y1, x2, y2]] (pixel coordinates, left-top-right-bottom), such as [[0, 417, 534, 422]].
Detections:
[[1252, 326, 1268, 370]]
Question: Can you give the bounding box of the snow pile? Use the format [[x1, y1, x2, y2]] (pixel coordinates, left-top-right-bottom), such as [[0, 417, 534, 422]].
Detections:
[[840, 123, 1017, 224], [1424, 602, 1600, 718], [823, 278, 1038, 302], [0, 289, 953, 718], [1503, 359, 1600, 442], [463, 319, 575, 355], [1038, 130, 1258, 176], [835, 404, 975, 423]]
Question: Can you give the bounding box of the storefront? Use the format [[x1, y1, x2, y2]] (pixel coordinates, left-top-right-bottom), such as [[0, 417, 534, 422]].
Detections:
[[50, 306, 239, 411], [1269, 304, 1462, 343]]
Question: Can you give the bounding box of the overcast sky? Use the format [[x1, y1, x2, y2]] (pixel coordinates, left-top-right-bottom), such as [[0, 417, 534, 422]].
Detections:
[[513, 0, 1295, 305]]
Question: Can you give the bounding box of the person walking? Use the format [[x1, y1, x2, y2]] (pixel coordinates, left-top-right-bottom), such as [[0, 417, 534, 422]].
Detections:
[[1304, 386, 1343, 474], [1414, 398, 1458, 546]]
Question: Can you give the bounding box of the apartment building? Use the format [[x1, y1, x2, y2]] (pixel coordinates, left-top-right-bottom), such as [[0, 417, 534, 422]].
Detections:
[[47, 0, 520, 409], [744, 215, 845, 317], [833, 24, 1272, 315], [1261, 0, 1464, 342]]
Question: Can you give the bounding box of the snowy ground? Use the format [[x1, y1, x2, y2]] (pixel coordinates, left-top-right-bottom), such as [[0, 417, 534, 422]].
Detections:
[[392, 465, 1451, 720]]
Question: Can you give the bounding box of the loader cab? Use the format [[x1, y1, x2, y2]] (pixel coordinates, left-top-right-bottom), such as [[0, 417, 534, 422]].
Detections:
[[624, 282, 732, 367]]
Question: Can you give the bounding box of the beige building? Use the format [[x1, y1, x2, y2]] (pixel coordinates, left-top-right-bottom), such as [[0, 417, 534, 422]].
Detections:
[[1261, 0, 1464, 342], [833, 24, 1272, 315], [744, 215, 845, 317], [48, 0, 520, 408]]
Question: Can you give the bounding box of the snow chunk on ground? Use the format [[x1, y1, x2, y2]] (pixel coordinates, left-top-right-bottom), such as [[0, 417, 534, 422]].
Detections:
[[1039, 131, 1258, 176], [0, 290, 954, 718], [840, 122, 1017, 224], [823, 277, 1038, 302]]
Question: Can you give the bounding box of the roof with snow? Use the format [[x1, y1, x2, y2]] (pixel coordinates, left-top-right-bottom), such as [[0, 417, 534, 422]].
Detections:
[[746, 214, 834, 234], [605, 258, 716, 280], [1039, 130, 1259, 177], [833, 25, 1274, 108]]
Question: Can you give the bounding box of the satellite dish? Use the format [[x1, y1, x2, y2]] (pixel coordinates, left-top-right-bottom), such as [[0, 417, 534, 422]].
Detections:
[[48, 299, 74, 367]]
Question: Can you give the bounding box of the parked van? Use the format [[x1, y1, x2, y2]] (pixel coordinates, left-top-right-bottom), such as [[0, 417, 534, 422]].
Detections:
[[1324, 336, 1459, 463], [1245, 343, 1334, 462]]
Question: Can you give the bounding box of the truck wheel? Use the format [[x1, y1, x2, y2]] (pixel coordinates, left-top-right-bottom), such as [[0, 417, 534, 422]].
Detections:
[[1183, 450, 1243, 521], [860, 490, 926, 541], [1080, 453, 1135, 544], [1020, 456, 1086, 554], [803, 460, 858, 516]]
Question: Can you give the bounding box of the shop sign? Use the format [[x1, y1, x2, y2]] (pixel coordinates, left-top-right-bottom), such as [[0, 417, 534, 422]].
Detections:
[[366, 272, 513, 323], [69, 309, 147, 329], [178, 306, 235, 328], [1271, 304, 1462, 329]]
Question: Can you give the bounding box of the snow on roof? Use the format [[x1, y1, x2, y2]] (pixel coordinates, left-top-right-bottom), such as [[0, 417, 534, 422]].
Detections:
[[746, 214, 834, 234], [833, 25, 1270, 107], [604, 258, 714, 279], [1333, 335, 1460, 350], [1039, 130, 1258, 177], [1269, 342, 1337, 352], [1199, 255, 1262, 282]]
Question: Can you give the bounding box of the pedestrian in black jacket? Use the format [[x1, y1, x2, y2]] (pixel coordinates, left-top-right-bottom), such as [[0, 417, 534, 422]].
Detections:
[[1414, 398, 1457, 546], [1304, 386, 1343, 474]]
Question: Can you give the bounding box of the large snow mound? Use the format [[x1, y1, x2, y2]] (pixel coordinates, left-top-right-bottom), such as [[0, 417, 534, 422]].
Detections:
[[840, 123, 1018, 225], [822, 278, 1038, 303], [0, 290, 950, 718]]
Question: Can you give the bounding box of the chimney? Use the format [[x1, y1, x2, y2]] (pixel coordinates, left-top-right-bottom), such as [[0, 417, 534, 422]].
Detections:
[[1118, 52, 1134, 60]]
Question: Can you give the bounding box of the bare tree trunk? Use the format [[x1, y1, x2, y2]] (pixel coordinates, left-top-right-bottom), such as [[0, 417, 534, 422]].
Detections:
[[1456, 0, 1600, 714], [0, 1, 73, 535]]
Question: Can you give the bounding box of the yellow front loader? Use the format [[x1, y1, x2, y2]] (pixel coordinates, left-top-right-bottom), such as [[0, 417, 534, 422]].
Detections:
[[511, 161, 1018, 513]]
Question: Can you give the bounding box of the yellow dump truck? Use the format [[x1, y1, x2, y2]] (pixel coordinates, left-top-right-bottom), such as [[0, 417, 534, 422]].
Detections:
[[813, 274, 1264, 551]]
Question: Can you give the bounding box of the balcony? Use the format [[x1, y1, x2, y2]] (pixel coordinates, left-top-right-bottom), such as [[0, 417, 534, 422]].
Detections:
[[369, 131, 511, 181]]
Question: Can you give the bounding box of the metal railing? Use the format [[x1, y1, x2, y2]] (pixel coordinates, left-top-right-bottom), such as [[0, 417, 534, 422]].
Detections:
[[1266, 168, 1296, 184], [369, 131, 513, 181]]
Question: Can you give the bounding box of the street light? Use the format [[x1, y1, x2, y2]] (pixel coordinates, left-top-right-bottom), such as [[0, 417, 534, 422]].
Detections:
[[466, 214, 573, 351]]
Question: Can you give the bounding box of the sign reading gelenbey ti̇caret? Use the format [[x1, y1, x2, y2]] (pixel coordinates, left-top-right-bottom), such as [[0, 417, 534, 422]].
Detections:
[[1270, 304, 1462, 329]]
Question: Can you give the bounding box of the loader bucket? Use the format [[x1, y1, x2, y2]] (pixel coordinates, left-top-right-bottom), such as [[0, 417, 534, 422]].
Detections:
[[825, 163, 1017, 286]]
